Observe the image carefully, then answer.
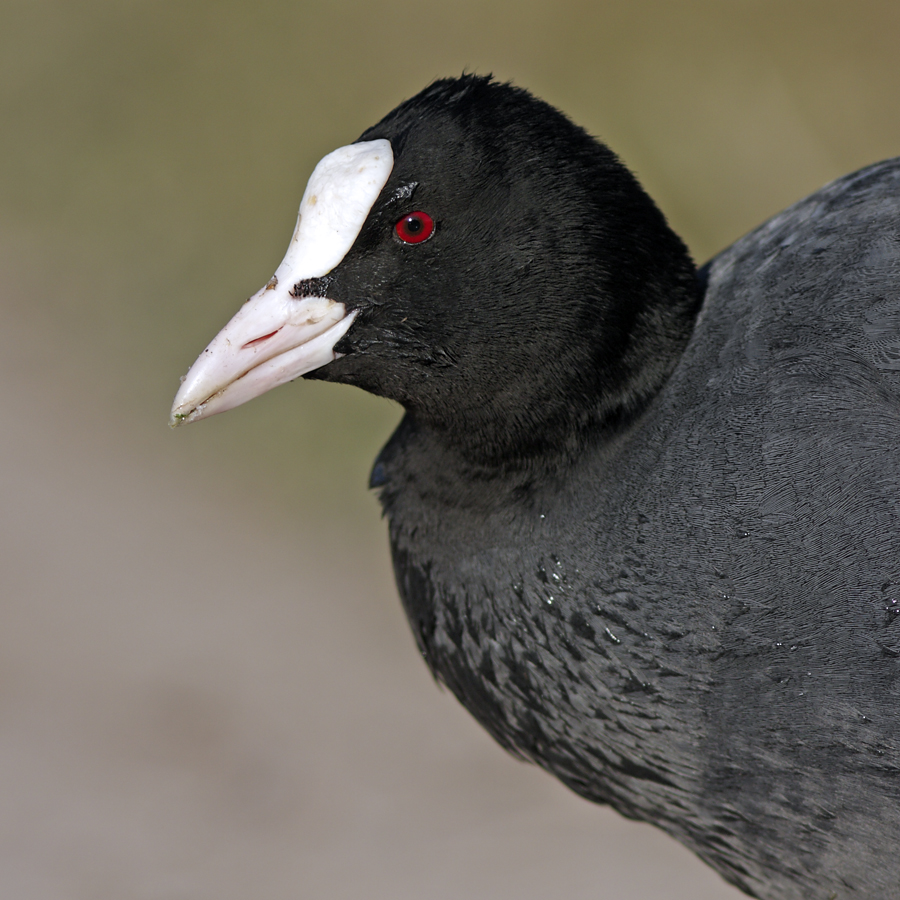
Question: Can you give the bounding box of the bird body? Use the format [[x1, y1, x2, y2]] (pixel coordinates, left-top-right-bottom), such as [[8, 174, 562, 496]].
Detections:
[[172, 77, 900, 898], [377, 159, 900, 898]]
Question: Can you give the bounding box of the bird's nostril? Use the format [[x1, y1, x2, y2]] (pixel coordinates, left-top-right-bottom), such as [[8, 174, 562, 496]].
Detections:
[[242, 328, 281, 349]]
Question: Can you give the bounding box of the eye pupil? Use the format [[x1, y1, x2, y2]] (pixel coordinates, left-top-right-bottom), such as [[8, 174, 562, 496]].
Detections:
[[395, 210, 435, 244]]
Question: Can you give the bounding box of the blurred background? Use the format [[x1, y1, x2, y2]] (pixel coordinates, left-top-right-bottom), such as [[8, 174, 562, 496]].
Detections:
[[3, 1, 900, 897]]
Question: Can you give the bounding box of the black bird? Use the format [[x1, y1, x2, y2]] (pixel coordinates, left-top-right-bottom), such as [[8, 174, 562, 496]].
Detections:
[[171, 75, 900, 899]]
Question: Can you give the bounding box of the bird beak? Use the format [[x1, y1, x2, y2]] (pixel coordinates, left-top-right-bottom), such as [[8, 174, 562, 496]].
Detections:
[[169, 278, 358, 426], [170, 139, 393, 426]]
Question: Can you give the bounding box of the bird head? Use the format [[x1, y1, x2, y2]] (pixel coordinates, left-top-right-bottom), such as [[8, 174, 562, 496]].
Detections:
[[171, 76, 699, 465]]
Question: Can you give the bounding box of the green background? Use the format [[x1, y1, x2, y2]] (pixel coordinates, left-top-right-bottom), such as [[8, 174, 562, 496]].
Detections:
[[7, 0, 900, 524]]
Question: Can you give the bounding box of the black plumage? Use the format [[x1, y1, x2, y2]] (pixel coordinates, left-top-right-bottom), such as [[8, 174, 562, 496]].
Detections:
[[177, 76, 900, 899]]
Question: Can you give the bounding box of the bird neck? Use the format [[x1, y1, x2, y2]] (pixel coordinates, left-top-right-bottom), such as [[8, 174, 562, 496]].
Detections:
[[410, 276, 704, 476]]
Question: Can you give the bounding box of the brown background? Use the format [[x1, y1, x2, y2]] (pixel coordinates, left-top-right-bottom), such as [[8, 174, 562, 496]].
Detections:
[[4, 2, 900, 897]]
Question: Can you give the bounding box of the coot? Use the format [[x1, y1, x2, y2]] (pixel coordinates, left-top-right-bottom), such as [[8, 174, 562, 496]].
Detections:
[[172, 75, 900, 899]]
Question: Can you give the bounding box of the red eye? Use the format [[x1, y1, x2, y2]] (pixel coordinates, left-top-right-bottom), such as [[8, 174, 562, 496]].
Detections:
[[395, 211, 435, 244]]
